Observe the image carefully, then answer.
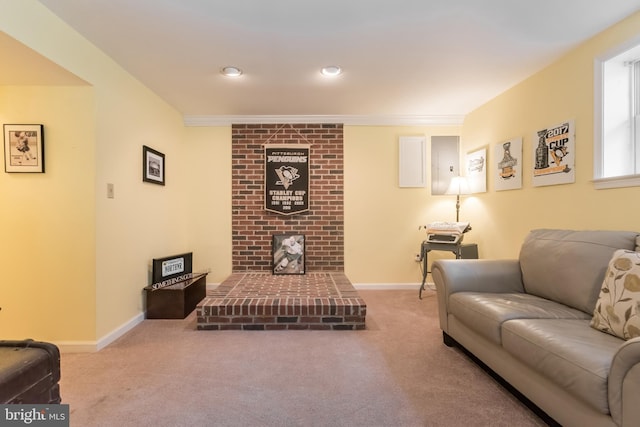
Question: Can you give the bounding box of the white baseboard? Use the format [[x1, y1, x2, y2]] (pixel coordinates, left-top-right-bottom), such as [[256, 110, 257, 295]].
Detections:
[[56, 312, 145, 353], [59, 284, 222, 353], [353, 283, 419, 290], [96, 312, 145, 351], [353, 282, 435, 290]]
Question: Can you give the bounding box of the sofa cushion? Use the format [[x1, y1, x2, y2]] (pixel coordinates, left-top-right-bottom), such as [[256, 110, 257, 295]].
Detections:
[[502, 318, 622, 415], [449, 292, 590, 345], [519, 229, 639, 314], [591, 249, 640, 340]]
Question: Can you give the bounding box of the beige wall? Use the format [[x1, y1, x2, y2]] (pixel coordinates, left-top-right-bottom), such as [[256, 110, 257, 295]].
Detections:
[[1, 1, 191, 348], [344, 125, 462, 284], [459, 10, 640, 260], [0, 85, 96, 341], [94, 83, 188, 341], [183, 126, 233, 283]]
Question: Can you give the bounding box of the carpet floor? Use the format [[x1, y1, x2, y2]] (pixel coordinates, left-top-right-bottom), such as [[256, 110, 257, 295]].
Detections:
[[60, 289, 548, 427]]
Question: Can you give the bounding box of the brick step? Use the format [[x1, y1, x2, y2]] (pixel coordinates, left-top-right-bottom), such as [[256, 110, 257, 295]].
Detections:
[[196, 272, 366, 330]]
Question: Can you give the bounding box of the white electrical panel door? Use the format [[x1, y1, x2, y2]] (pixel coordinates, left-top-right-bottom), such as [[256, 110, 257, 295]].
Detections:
[[399, 136, 426, 187]]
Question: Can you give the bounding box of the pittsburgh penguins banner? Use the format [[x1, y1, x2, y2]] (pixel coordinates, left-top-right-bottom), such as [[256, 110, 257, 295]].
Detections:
[[265, 145, 310, 215]]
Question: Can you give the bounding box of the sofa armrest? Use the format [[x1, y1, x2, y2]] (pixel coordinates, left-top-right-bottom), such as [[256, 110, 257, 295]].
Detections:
[[609, 337, 640, 426], [431, 259, 524, 333], [432, 259, 524, 295]]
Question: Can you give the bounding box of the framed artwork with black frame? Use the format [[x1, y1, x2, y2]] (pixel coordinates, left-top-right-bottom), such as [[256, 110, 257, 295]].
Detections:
[[3, 124, 44, 173], [272, 234, 305, 275], [143, 145, 165, 185]]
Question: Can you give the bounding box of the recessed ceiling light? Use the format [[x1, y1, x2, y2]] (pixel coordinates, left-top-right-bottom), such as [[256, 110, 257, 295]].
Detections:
[[221, 66, 243, 77], [321, 66, 342, 77]]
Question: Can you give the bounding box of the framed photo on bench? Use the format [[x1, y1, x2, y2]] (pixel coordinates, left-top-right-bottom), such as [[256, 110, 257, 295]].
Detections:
[[272, 234, 305, 275]]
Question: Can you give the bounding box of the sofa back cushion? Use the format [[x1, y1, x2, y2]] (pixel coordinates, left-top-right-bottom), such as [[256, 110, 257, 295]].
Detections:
[[519, 229, 639, 314]]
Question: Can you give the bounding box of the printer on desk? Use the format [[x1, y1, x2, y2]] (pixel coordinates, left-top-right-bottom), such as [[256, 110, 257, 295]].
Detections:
[[424, 221, 471, 244]]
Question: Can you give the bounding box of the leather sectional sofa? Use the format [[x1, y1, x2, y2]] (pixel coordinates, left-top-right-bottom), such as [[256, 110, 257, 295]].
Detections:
[[432, 229, 640, 427]]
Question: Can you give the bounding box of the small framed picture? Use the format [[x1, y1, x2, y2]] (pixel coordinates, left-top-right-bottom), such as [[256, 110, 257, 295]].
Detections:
[[4, 124, 45, 173], [495, 137, 522, 191], [272, 234, 305, 275], [143, 145, 165, 185], [465, 147, 487, 193]]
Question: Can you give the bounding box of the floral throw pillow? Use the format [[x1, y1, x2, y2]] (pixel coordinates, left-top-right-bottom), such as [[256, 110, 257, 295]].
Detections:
[[591, 249, 640, 340]]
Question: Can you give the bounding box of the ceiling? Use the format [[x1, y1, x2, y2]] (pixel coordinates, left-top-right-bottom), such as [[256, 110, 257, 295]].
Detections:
[[20, 1, 640, 122]]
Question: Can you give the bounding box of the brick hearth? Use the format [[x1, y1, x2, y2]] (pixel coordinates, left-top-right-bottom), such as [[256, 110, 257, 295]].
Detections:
[[196, 272, 366, 330]]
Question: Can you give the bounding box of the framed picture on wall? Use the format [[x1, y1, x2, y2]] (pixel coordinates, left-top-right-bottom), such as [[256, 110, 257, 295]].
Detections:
[[272, 234, 305, 275], [142, 145, 165, 185], [495, 137, 522, 191], [532, 120, 575, 187], [3, 124, 44, 173], [465, 147, 487, 193]]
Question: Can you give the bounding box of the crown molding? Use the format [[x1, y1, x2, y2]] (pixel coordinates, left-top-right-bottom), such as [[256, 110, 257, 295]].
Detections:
[[183, 114, 464, 127]]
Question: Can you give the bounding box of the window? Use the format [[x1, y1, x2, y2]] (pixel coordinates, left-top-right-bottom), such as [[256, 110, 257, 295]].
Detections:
[[594, 36, 640, 189]]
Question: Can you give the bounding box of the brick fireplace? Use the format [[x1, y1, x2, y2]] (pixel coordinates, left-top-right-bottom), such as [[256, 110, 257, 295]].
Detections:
[[196, 123, 366, 330], [231, 123, 344, 271]]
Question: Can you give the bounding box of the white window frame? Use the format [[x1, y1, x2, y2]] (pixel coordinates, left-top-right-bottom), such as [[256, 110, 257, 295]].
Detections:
[[593, 34, 640, 189]]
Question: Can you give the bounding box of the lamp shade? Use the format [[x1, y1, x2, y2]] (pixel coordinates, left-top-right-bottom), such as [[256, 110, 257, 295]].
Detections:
[[445, 176, 470, 196]]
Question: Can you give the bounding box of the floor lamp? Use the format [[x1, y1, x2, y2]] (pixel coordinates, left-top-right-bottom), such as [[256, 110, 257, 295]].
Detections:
[[445, 176, 470, 222]]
